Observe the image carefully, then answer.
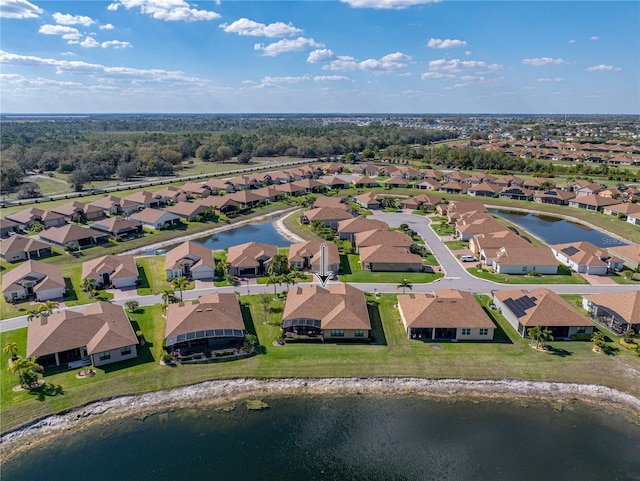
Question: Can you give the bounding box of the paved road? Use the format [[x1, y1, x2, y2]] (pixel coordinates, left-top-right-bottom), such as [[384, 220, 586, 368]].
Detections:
[[2, 212, 636, 333]]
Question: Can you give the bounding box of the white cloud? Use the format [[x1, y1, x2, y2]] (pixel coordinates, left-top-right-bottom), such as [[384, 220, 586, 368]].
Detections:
[[449, 76, 504, 89], [0, 0, 43, 18], [307, 49, 335, 63], [428, 58, 502, 73], [569, 39, 576, 44], [314, 75, 351, 82], [254, 37, 323, 56], [522, 57, 569, 66], [537, 77, 565, 82], [421, 72, 457, 80], [220, 18, 302, 37], [80, 37, 100, 48], [427, 38, 467, 49], [0, 50, 208, 85], [464, 50, 472, 56], [340, 0, 441, 9], [107, 0, 220, 22], [52, 12, 95, 27], [100, 23, 115, 30], [585, 64, 621, 71], [101, 40, 132, 49], [60, 51, 77, 57], [590, 36, 600, 41], [38, 24, 82, 41]]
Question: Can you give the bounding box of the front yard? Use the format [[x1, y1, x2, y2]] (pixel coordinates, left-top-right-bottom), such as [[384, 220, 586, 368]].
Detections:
[[466, 264, 589, 284], [338, 254, 443, 283]]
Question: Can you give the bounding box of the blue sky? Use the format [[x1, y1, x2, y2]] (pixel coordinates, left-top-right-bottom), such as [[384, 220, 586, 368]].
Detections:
[[1, 0, 638, 114]]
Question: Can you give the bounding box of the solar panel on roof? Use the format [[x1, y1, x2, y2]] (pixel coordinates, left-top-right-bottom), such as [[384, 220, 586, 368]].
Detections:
[[504, 295, 537, 318], [562, 246, 580, 256]]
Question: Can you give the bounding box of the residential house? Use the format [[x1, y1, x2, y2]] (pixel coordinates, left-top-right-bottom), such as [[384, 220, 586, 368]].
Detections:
[[227, 190, 266, 208], [582, 291, 640, 335], [608, 244, 640, 270], [382, 177, 409, 189], [165, 293, 245, 353], [422, 169, 444, 180], [91, 217, 143, 239], [322, 163, 345, 175], [292, 178, 323, 193], [0, 218, 19, 237], [313, 196, 349, 211], [199, 195, 241, 214], [469, 230, 531, 265], [319, 175, 350, 190], [252, 186, 282, 202], [533, 189, 575, 205], [602, 203, 640, 219], [300, 207, 353, 229], [415, 178, 442, 191], [204, 177, 235, 194], [82, 255, 139, 289], [354, 229, 413, 252], [352, 192, 382, 210], [288, 241, 339, 278], [455, 216, 506, 241], [439, 181, 467, 194], [359, 245, 423, 272], [442, 171, 471, 182], [0, 235, 53, 262], [2, 259, 66, 302], [494, 288, 594, 339], [627, 211, 640, 226], [568, 194, 619, 212], [352, 175, 380, 188], [523, 178, 555, 191], [129, 208, 181, 230], [88, 195, 123, 215], [273, 182, 307, 196], [281, 283, 371, 341], [122, 190, 168, 209], [574, 182, 603, 198], [6, 207, 66, 229], [493, 174, 524, 188], [227, 241, 278, 277], [352, 163, 380, 176], [440, 201, 487, 222], [39, 224, 109, 250], [492, 246, 558, 275], [27, 301, 138, 368], [51, 201, 105, 222], [550, 241, 624, 274], [181, 181, 211, 198], [398, 290, 494, 341], [466, 182, 502, 198], [336, 217, 389, 241], [165, 201, 210, 222], [154, 186, 189, 203], [499, 186, 534, 201], [165, 241, 216, 281]]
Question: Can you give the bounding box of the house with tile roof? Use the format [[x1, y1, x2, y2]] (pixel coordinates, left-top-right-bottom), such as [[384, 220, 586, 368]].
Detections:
[[494, 288, 594, 339], [165, 293, 245, 353], [165, 241, 215, 281], [533, 189, 576, 205], [51, 201, 105, 222], [88, 195, 123, 215], [288, 241, 339, 278], [336, 217, 389, 242], [281, 283, 371, 341], [165, 201, 210, 222], [5, 207, 66, 229], [550, 241, 624, 275], [27, 301, 138, 368], [2, 259, 66, 302], [353, 229, 413, 253], [492, 246, 558, 275], [91, 217, 143, 239], [129, 208, 181, 230], [359, 244, 423, 272], [0, 234, 53, 262], [608, 244, 640, 270], [39, 224, 109, 250], [352, 192, 382, 209], [568, 194, 619, 212], [398, 290, 494, 341], [0, 218, 19, 238], [227, 241, 278, 277], [300, 207, 353, 229], [582, 291, 640, 335], [82, 255, 139, 289]]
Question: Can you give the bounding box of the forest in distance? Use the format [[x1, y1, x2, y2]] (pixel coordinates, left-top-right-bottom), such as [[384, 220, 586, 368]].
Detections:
[[1, 114, 638, 197]]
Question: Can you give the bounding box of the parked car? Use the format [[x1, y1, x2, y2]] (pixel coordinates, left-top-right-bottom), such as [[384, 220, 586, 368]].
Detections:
[[460, 255, 478, 262]]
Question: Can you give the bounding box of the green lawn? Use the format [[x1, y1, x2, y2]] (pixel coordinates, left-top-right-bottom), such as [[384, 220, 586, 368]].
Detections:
[[445, 240, 469, 250], [338, 254, 443, 283], [135, 256, 194, 296], [610, 270, 640, 285], [466, 264, 589, 285], [2, 292, 640, 433]]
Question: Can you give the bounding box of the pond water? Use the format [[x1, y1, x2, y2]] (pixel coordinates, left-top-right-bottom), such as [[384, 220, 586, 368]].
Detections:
[[489, 209, 629, 247], [143, 216, 291, 255], [3, 396, 639, 481]]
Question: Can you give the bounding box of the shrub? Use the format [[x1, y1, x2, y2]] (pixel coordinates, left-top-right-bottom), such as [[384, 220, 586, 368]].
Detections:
[[570, 333, 592, 341], [620, 339, 639, 350], [161, 353, 172, 364], [124, 300, 139, 312], [203, 349, 212, 358]]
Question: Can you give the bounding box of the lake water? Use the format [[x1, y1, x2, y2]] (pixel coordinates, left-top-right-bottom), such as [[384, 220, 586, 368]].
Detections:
[[144, 217, 290, 255], [3, 396, 639, 481], [489, 209, 629, 247]]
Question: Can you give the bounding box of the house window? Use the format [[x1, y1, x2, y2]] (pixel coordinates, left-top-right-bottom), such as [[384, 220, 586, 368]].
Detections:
[[479, 328, 489, 336], [330, 330, 344, 337], [121, 346, 132, 356], [461, 328, 471, 336], [99, 352, 111, 361], [522, 266, 528, 272], [576, 327, 586, 334], [354, 330, 364, 338]]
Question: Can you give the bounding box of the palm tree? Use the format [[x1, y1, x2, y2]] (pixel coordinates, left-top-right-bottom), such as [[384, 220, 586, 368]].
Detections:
[[8, 356, 42, 388], [527, 325, 543, 348], [269, 254, 290, 276], [3, 342, 19, 361], [26, 308, 40, 323], [282, 272, 297, 293], [591, 331, 606, 352], [397, 278, 413, 295], [170, 277, 189, 301], [538, 327, 554, 349], [38, 300, 59, 317], [161, 287, 177, 305], [266, 273, 282, 299], [258, 293, 272, 322], [81, 278, 96, 293]]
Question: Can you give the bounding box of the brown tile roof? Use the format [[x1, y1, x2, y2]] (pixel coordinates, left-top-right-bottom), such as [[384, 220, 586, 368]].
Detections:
[[569, 194, 619, 207], [6, 207, 48, 224], [92, 217, 142, 233], [471, 230, 531, 251], [534, 189, 576, 201], [352, 175, 379, 186], [82, 255, 138, 282], [467, 182, 502, 194], [415, 178, 442, 189], [354, 229, 413, 249], [313, 196, 349, 210], [337, 217, 388, 234], [39, 224, 108, 244], [0, 234, 52, 257], [551, 241, 621, 267], [123, 190, 164, 204], [359, 245, 423, 265], [2, 259, 65, 293], [303, 207, 353, 223], [88, 195, 122, 210], [130, 208, 180, 224], [604, 203, 640, 215], [282, 283, 371, 331], [165, 293, 244, 339], [288, 241, 339, 265], [228, 190, 265, 204], [398, 290, 493, 329], [583, 291, 640, 325], [165, 241, 215, 271], [319, 175, 350, 187], [165, 201, 209, 217], [198, 195, 241, 210], [353, 192, 381, 205], [608, 244, 640, 264], [494, 288, 592, 327], [494, 246, 557, 266], [27, 301, 138, 358], [227, 241, 278, 268]]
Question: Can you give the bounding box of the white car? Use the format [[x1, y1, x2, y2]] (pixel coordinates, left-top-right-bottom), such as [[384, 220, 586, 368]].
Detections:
[[460, 255, 477, 262]]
